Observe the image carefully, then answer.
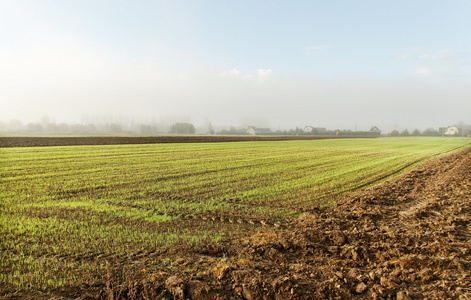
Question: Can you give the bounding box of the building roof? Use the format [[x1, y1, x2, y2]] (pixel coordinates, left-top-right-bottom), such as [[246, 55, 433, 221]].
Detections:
[[370, 126, 381, 132]]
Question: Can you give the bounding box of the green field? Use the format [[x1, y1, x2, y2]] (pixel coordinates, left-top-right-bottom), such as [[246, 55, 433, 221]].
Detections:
[[1, 137, 471, 291]]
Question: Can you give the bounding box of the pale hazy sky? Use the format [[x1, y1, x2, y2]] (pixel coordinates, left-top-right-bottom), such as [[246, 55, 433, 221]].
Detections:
[[1, 0, 470, 132]]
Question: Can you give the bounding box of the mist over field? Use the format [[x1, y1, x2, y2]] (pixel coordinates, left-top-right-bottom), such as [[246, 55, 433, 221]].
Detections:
[[1, 1, 470, 133]]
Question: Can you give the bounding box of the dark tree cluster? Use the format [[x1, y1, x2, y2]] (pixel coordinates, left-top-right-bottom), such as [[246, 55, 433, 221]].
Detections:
[[168, 123, 195, 134]]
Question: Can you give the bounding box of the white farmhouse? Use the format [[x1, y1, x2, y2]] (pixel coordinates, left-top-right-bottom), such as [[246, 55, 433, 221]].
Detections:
[[444, 126, 460, 136]]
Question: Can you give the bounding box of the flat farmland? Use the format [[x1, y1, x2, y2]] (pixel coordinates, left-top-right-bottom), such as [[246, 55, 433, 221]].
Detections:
[[1, 137, 471, 297]]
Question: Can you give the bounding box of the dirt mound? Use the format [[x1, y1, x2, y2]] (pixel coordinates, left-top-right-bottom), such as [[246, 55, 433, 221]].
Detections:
[[3, 148, 470, 299]]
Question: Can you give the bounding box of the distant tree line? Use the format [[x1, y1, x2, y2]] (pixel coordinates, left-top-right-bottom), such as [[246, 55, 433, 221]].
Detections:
[[389, 127, 471, 137], [0, 120, 159, 135], [328, 130, 381, 136], [2, 118, 470, 137], [217, 127, 248, 135], [0, 119, 203, 135], [168, 123, 195, 134], [216, 128, 382, 136]]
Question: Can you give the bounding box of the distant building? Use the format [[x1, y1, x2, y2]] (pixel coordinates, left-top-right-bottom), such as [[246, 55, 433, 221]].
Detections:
[[247, 126, 272, 135], [304, 126, 314, 134], [442, 126, 461, 136], [370, 126, 381, 135], [304, 126, 327, 134]]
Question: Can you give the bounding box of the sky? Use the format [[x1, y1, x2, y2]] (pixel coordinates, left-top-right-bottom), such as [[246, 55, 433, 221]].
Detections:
[[1, 0, 470, 132]]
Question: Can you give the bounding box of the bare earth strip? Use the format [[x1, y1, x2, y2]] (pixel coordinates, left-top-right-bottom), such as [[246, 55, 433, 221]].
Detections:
[[2, 148, 471, 299], [0, 135, 376, 148]]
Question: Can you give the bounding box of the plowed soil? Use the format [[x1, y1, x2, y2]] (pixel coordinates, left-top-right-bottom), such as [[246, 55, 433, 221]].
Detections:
[[3, 148, 471, 299], [0, 135, 375, 147]]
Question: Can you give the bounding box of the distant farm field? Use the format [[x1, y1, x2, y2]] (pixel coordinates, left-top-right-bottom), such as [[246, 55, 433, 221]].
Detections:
[[1, 137, 471, 292]]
